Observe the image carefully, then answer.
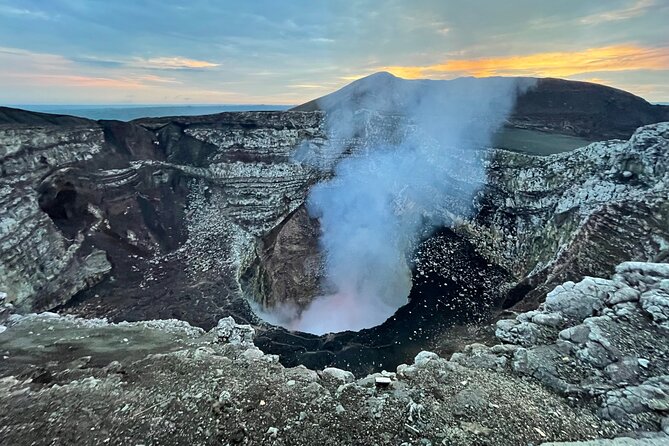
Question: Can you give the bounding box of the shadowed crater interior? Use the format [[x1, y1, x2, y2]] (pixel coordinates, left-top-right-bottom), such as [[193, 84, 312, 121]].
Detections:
[[38, 182, 94, 239], [242, 212, 513, 376]]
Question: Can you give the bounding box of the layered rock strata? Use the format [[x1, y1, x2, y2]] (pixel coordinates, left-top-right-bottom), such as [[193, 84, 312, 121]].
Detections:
[[1, 105, 668, 340], [466, 122, 669, 310]]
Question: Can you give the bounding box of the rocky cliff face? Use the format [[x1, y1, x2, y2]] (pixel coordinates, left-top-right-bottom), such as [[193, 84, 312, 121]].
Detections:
[[1, 84, 669, 444], [467, 122, 669, 311], [0, 107, 324, 325], [1, 104, 668, 337], [0, 112, 113, 311]]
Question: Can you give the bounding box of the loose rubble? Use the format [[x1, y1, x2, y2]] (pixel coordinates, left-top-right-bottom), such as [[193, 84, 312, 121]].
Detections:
[[1, 261, 668, 445]]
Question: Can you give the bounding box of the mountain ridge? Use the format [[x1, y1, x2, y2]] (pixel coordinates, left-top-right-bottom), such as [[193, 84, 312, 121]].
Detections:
[[292, 72, 669, 140]]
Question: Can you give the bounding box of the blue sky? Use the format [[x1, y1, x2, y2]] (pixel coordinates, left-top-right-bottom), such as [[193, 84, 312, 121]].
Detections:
[[0, 0, 667, 104]]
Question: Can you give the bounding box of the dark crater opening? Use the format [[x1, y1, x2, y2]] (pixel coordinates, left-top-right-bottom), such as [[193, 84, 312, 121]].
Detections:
[[44, 189, 78, 220], [246, 226, 513, 377], [38, 183, 94, 239]]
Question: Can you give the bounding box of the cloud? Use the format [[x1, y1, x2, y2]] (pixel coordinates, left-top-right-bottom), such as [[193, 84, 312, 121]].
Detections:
[[1, 1, 668, 103], [0, 47, 182, 93], [3, 72, 180, 89], [12, 74, 146, 89], [580, 0, 655, 25], [310, 37, 336, 44], [131, 56, 220, 69], [289, 84, 326, 89], [0, 5, 52, 20], [375, 45, 669, 79]]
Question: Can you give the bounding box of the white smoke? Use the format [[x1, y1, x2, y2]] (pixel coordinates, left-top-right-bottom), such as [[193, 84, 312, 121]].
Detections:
[[287, 73, 535, 334]]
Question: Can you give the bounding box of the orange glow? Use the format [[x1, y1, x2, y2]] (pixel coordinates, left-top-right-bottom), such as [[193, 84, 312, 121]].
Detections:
[[378, 45, 669, 79], [138, 56, 220, 69]]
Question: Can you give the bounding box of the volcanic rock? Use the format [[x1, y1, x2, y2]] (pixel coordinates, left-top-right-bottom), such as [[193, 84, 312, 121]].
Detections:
[[2, 262, 669, 444], [468, 122, 669, 311]]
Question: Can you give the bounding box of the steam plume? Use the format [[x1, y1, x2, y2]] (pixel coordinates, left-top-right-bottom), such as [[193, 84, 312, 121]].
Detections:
[[290, 73, 534, 334]]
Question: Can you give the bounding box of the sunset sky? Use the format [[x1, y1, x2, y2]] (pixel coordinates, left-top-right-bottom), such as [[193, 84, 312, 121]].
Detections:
[[1, 0, 668, 105]]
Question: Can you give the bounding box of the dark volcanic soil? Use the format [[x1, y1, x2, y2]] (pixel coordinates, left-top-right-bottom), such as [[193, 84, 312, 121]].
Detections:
[[61, 227, 511, 377]]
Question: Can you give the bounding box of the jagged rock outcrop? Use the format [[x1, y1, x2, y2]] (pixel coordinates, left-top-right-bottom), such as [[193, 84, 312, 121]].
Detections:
[[242, 206, 322, 309], [466, 122, 669, 310], [2, 261, 668, 445], [0, 112, 113, 311], [453, 262, 669, 434]]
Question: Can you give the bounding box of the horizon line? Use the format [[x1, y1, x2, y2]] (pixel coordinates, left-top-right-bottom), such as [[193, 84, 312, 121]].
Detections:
[[5, 103, 296, 107]]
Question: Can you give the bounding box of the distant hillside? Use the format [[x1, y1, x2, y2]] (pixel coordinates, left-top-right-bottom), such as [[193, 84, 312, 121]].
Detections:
[[293, 72, 669, 140], [0, 106, 93, 126], [10, 105, 292, 122]]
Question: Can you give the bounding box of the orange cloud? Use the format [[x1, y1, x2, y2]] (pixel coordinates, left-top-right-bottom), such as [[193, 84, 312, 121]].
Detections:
[[3, 72, 182, 90], [378, 45, 669, 79], [8, 74, 145, 88], [289, 84, 326, 89], [136, 56, 220, 69]]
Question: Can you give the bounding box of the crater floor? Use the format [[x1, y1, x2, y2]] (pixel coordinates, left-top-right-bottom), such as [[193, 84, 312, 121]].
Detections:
[[252, 228, 512, 376]]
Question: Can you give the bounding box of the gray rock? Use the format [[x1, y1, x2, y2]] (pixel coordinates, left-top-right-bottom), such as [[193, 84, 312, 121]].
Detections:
[[616, 262, 669, 289], [545, 278, 610, 321], [640, 290, 669, 328], [601, 375, 669, 425], [214, 317, 255, 346], [559, 324, 591, 344], [574, 318, 622, 369], [285, 365, 320, 383], [414, 351, 439, 367], [241, 348, 265, 360], [490, 344, 522, 355], [450, 344, 508, 371], [266, 427, 279, 438], [608, 286, 641, 305], [396, 363, 418, 379], [614, 302, 639, 318], [638, 359, 651, 369], [453, 387, 488, 416], [512, 346, 576, 394], [658, 280, 669, 293], [517, 310, 541, 323], [532, 312, 565, 328], [459, 421, 491, 436], [604, 357, 641, 384], [321, 367, 355, 383], [495, 319, 543, 347]]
